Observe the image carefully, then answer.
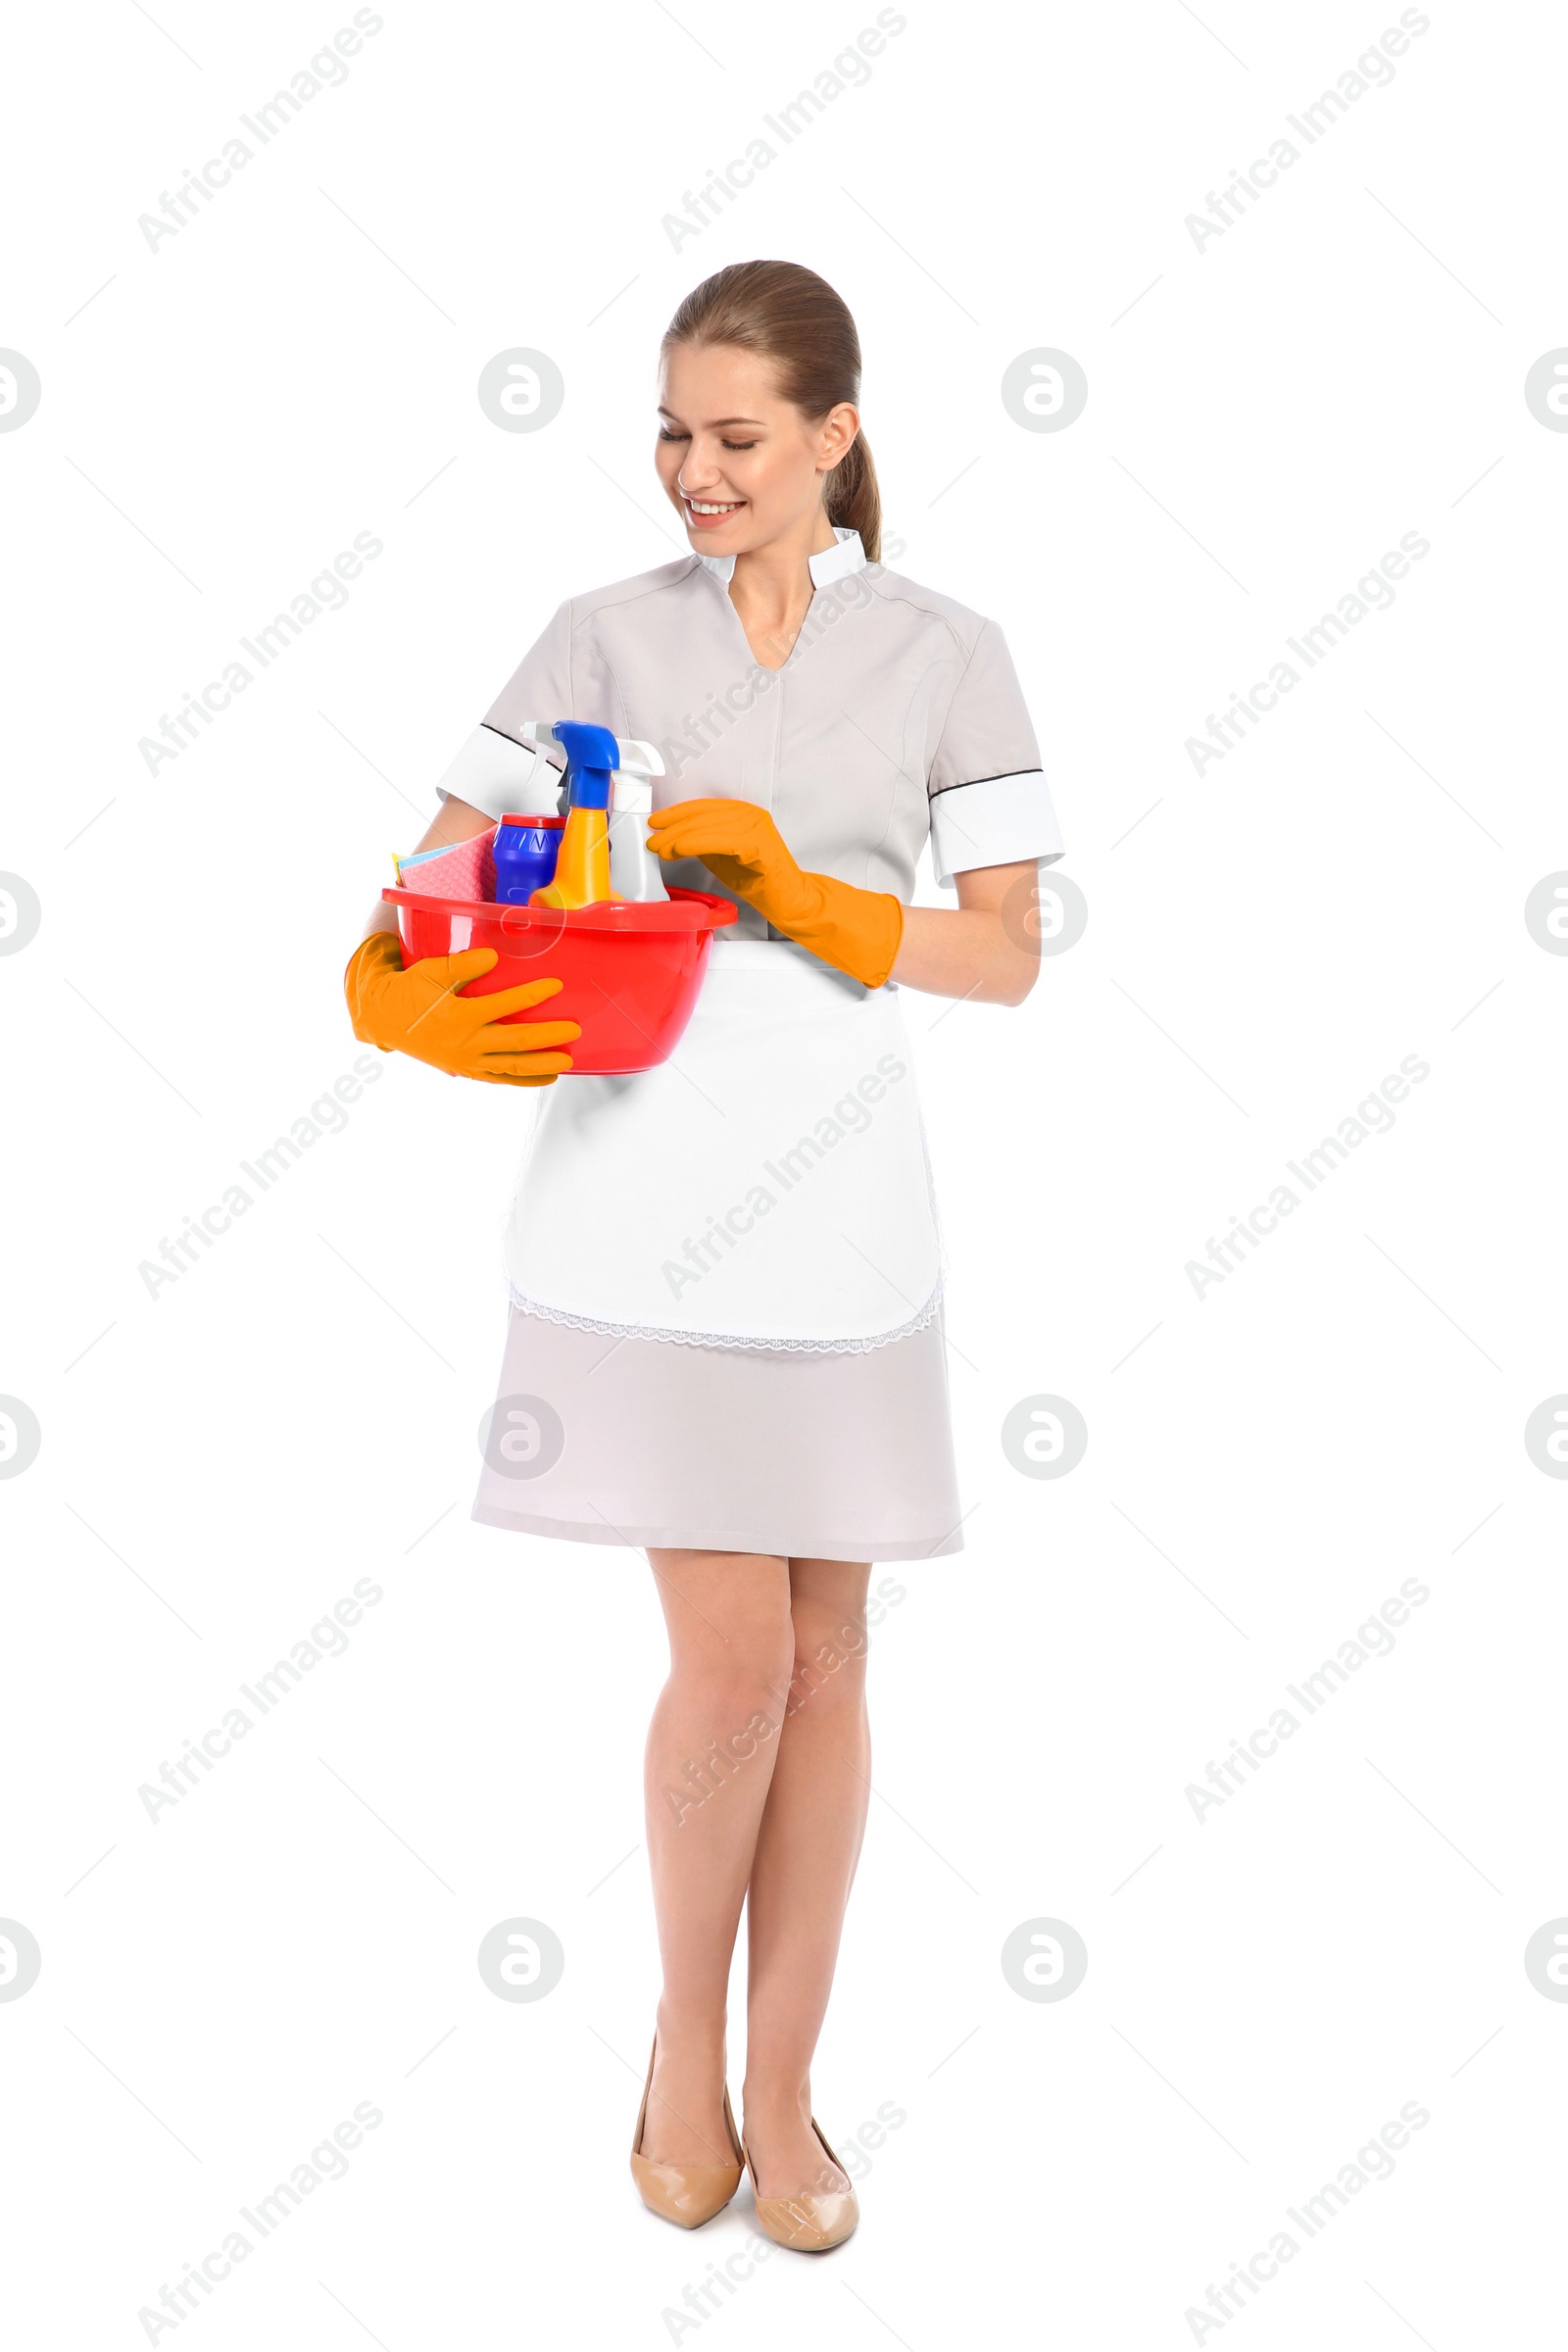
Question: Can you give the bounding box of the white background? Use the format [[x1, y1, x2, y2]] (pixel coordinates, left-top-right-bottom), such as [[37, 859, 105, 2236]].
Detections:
[[3, 1, 1564, 2344]]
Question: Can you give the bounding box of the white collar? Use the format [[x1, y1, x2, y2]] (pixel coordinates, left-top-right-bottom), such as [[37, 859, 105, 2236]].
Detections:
[[696, 525, 867, 588]]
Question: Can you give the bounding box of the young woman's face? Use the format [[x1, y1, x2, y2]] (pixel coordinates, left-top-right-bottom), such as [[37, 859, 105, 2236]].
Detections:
[[656, 341, 858, 554]]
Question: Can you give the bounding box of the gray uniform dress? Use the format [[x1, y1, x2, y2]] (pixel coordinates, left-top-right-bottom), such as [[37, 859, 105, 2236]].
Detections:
[[437, 529, 1063, 1561]]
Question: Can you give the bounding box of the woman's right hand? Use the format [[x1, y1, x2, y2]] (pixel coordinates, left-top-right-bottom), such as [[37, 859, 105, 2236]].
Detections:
[[344, 933, 578, 1085]]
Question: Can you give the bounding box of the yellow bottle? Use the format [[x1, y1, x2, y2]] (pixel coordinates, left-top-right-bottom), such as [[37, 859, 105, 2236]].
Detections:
[[528, 721, 615, 908], [531, 806, 610, 908]]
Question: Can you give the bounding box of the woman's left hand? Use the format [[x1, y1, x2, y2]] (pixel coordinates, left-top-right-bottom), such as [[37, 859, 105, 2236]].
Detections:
[[645, 798, 904, 989], [644, 797, 806, 922]]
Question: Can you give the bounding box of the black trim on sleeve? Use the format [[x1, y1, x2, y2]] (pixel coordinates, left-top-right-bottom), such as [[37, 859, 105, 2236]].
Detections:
[[928, 767, 1045, 798]]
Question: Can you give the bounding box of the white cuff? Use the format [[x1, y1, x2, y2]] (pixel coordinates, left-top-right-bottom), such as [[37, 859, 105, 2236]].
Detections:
[[433, 724, 563, 822], [929, 770, 1064, 887]]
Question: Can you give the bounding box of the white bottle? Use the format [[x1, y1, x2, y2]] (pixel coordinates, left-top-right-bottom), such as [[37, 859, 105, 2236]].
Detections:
[[608, 750, 669, 903]]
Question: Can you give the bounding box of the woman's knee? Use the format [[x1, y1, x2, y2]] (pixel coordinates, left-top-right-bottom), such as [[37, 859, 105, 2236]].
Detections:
[[706, 1627, 797, 1724], [651, 1549, 796, 1704], [787, 1566, 870, 1693], [784, 1595, 870, 1719]]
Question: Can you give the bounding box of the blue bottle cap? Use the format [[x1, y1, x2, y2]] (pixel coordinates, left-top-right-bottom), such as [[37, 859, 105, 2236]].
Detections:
[[553, 718, 618, 810]]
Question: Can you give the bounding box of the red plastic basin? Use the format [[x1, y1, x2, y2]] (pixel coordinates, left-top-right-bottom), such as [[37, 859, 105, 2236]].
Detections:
[[383, 885, 737, 1075]]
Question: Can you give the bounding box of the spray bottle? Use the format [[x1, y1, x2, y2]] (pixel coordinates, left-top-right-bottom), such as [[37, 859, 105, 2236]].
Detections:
[[608, 739, 668, 904], [519, 722, 669, 906], [523, 720, 616, 907]]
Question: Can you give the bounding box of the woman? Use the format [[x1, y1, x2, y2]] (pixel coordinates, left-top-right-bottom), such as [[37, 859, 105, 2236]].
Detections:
[[346, 261, 1063, 2250]]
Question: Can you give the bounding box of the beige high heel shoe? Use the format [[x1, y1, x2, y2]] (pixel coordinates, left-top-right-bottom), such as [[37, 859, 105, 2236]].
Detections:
[[629, 2036, 744, 2229], [743, 2115, 860, 2252]]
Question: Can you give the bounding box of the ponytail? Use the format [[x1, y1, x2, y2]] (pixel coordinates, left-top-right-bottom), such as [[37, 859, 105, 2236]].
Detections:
[[824, 430, 881, 564]]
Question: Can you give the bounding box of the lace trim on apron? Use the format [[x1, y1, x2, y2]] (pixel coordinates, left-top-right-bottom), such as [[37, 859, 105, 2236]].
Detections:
[[507, 1278, 944, 1355]]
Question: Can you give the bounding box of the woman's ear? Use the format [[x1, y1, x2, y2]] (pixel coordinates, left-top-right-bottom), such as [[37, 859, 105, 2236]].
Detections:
[[815, 401, 860, 471]]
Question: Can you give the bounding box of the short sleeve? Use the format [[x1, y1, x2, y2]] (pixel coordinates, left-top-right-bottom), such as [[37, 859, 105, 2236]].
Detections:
[[430, 600, 573, 821], [927, 619, 1064, 887]]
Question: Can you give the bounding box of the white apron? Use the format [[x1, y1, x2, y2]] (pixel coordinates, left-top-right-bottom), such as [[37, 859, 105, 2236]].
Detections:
[[503, 941, 943, 1351]]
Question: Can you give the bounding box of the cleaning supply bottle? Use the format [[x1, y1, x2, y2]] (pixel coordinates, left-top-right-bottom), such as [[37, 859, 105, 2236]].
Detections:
[[528, 720, 616, 908], [608, 740, 669, 904], [493, 812, 564, 904]]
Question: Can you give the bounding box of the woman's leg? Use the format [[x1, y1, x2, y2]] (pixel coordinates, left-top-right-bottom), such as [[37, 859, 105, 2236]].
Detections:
[[639, 1546, 796, 2168], [741, 1558, 872, 2196]]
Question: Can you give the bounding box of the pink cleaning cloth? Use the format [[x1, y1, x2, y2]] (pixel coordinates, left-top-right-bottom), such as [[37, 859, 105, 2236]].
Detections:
[[396, 830, 496, 901]]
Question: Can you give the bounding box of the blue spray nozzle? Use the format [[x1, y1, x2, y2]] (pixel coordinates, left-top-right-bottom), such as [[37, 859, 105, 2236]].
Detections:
[[551, 719, 619, 809]]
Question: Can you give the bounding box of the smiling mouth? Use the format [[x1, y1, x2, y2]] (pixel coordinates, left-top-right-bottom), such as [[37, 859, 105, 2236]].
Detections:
[[681, 494, 746, 524]]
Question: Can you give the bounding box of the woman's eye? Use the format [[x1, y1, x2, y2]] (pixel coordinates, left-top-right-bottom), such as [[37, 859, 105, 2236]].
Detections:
[[657, 428, 688, 442], [721, 439, 757, 451]]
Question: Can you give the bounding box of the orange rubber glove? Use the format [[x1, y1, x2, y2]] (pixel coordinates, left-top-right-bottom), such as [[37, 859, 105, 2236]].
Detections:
[[344, 932, 578, 1085], [645, 799, 905, 989]]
